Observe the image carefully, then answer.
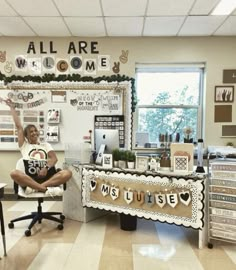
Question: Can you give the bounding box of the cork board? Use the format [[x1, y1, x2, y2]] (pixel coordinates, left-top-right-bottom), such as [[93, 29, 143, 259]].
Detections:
[[222, 125, 236, 137], [214, 105, 232, 122]]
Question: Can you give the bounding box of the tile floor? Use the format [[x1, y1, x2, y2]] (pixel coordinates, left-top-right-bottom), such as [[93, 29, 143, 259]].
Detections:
[[0, 199, 236, 270]]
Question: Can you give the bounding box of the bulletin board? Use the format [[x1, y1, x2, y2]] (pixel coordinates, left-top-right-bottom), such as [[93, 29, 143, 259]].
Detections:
[[0, 81, 132, 151]]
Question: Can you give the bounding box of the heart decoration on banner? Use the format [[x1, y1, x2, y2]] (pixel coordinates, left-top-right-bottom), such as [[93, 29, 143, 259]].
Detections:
[[179, 191, 191, 206], [145, 191, 155, 207], [110, 186, 120, 200], [133, 191, 145, 205], [90, 179, 97, 191], [166, 193, 178, 208], [124, 188, 134, 204], [155, 193, 166, 208], [101, 183, 110, 197]]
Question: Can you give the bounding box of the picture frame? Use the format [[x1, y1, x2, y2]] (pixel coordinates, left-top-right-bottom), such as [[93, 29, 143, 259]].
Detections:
[[215, 86, 234, 103], [135, 156, 149, 171], [170, 143, 194, 172], [102, 154, 113, 168]]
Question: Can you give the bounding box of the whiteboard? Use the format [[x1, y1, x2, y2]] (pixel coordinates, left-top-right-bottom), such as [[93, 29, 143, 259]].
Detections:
[[0, 81, 132, 151]]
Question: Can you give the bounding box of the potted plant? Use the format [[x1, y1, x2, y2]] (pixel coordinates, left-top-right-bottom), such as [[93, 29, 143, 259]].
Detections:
[[118, 150, 127, 169], [112, 148, 120, 167], [183, 126, 193, 143], [126, 150, 136, 169]]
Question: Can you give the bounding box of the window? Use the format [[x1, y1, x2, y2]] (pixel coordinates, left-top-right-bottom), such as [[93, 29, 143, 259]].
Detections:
[[135, 64, 204, 146]]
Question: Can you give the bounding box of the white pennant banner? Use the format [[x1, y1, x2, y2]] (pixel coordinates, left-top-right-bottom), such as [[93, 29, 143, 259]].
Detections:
[[101, 183, 110, 197], [124, 189, 133, 204], [155, 193, 166, 208], [110, 186, 120, 200], [166, 193, 178, 208], [179, 191, 191, 206]]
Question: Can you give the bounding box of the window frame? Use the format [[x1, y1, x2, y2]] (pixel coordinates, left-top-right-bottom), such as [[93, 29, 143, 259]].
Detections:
[[134, 64, 205, 148]]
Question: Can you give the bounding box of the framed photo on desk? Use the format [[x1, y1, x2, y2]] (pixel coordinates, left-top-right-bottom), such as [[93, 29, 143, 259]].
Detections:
[[103, 154, 113, 168], [136, 156, 149, 171]]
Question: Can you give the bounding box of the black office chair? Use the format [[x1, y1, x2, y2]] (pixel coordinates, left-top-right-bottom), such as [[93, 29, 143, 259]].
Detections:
[[8, 183, 66, 237], [8, 159, 66, 237]]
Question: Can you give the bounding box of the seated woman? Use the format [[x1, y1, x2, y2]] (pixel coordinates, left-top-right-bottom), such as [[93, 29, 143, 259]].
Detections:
[[4, 98, 72, 197]]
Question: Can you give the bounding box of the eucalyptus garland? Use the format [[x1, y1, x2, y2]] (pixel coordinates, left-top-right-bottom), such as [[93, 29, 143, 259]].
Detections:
[[0, 72, 137, 112]]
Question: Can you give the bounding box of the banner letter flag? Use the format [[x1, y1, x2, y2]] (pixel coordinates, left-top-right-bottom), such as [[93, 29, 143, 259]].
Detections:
[[134, 190, 145, 205], [110, 186, 120, 200], [155, 193, 166, 208], [166, 193, 178, 208], [90, 179, 97, 191], [124, 188, 134, 204], [101, 183, 110, 197], [179, 191, 191, 206], [145, 191, 155, 207]]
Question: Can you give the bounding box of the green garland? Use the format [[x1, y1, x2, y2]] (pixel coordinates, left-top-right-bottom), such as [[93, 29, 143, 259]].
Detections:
[[0, 72, 137, 112]]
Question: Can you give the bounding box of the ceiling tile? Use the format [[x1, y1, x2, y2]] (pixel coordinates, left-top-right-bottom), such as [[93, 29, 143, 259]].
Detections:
[[105, 17, 143, 36], [0, 0, 235, 37], [102, 0, 147, 16], [143, 17, 185, 36], [0, 0, 17, 16], [7, 0, 60, 16], [214, 16, 236, 35], [65, 17, 106, 36], [0, 17, 35, 36], [54, 0, 102, 16], [147, 0, 195, 16], [179, 15, 227, 36], [24, 17, 71, 36], [190, 0, 219, 15]]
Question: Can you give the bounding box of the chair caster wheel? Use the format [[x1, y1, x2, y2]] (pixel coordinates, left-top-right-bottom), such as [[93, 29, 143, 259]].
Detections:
[[60, 214, 65, 221], [208, 243, 213, 249], [25, 230, 31, 237], [8, 222, 14, 229], [57, 224, 64, 230]]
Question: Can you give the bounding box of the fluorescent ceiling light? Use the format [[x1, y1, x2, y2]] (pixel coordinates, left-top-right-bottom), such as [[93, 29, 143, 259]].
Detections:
[[212, 0, 236, 15]]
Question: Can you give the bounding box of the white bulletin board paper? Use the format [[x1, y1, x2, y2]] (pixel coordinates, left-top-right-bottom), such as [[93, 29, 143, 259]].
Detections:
[[0, 81, 132, 151]]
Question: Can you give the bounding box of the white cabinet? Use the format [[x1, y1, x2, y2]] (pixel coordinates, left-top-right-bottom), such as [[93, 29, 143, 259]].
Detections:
[[63, 164, 106, 222], [208, 159, 236, 248]]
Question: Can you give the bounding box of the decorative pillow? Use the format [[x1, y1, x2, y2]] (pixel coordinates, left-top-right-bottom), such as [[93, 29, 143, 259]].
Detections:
[[23, 159, 57, 181]]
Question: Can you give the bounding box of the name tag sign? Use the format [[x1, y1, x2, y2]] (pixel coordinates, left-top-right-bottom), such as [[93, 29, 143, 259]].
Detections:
[[223, 69, 236, 83]]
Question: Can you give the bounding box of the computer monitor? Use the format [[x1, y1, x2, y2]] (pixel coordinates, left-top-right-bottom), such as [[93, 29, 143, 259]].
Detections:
[[95, 129, 119, 154]]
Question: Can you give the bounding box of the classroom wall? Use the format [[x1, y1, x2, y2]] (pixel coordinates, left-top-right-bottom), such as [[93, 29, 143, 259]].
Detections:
[[0, 36, 236, 189]]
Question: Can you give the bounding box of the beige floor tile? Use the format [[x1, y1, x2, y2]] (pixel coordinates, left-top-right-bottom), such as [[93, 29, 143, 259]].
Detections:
[[28, 243, 73, 270], [222, 244, 236, 264], [99, 257, 133, 270], [1, 200, 236, 270], [133, 244, 177, 260], [63, 242, 103, 270], [102, 242, 133, 257], [200, 258, 236, 270], [131, 219, 160, 244], [133, 256, 169, 270], [167, 258, 204, 270]]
